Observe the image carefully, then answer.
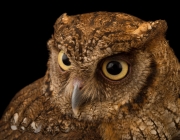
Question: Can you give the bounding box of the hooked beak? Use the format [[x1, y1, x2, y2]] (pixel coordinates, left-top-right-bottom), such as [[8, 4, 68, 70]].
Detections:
[[72, 81, 83, 116]]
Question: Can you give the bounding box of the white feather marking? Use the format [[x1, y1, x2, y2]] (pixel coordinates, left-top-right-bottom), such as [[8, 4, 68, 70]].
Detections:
[[11, 125, 17, 130], [31, 121, 42, 133], [13, 113, 18, 124]]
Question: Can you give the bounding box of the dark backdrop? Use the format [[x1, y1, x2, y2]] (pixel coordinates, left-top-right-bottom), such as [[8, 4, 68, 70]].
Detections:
[[1, 1, 179, 118]]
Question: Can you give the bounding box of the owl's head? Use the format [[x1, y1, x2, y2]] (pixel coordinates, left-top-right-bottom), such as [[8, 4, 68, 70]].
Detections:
[[47, 12, 179, 122]]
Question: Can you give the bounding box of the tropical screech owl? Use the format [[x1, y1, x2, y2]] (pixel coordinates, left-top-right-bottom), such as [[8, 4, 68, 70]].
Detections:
[[0, 12, 180, 140]]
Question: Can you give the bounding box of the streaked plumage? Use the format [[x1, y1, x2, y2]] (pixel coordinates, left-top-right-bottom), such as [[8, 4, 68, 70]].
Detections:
[[0, 12, 180, 140]]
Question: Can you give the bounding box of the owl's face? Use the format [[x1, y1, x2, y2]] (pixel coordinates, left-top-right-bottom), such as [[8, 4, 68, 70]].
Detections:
[[47, 12, 177, 122]]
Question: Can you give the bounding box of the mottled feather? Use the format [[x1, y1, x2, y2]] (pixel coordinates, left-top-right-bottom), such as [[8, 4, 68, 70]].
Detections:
[[0, 12, 180, 140]]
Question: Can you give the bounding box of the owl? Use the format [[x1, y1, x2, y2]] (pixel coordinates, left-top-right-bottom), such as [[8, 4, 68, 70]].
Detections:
[[0, 12, 180, 140]]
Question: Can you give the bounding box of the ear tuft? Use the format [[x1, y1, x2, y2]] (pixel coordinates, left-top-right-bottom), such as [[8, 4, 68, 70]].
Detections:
[[132, 20, 167, 37]]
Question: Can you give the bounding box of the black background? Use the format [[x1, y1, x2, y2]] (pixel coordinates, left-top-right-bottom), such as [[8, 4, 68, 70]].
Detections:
[[1, 1, 180, 118]]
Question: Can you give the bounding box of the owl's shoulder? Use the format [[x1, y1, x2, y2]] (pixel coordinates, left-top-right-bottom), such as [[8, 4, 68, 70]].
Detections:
[[1, 77, 45, 121]]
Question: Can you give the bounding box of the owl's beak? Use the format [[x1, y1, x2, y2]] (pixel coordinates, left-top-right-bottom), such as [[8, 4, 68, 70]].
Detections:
[[72, 82, 83, 116]]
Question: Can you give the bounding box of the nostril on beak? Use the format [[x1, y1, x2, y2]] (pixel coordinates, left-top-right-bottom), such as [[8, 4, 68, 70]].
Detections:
[[73, 79, 84, 90], [79, 85, 83, 90]]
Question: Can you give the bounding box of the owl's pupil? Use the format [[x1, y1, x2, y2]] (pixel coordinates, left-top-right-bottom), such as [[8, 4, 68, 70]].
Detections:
[[106, 61, 122, 75], [62, 54, 71, 66]]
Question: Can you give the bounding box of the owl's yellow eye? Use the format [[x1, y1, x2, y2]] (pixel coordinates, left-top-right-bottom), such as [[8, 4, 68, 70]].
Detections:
[[58, 50, 71, 71], [102, 59, 128, 80]]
